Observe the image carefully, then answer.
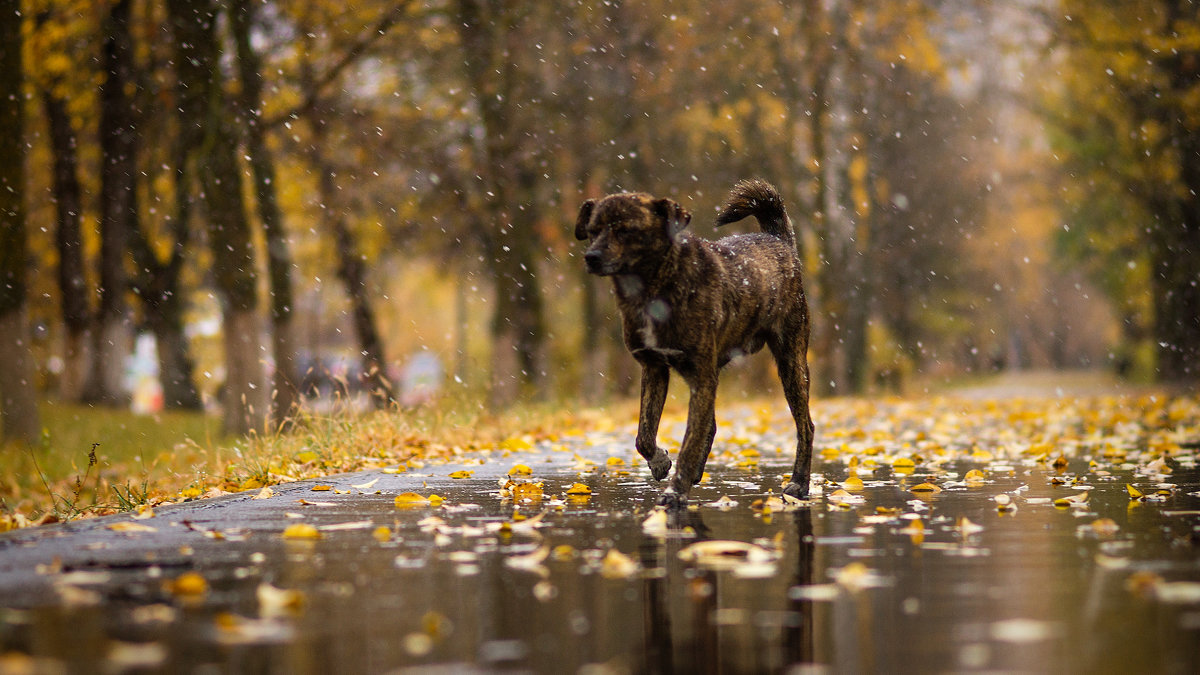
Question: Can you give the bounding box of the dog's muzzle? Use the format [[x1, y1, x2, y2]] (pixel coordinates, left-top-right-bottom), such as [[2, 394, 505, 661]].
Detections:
[[584, 250, 609, 275]]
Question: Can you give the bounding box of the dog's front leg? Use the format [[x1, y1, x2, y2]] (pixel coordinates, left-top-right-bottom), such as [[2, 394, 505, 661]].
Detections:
[[635, 362, 672, 480], [658, 372, 717, 509]]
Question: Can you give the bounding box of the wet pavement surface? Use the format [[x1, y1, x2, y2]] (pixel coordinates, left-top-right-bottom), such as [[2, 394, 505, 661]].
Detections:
[[2, 397, 1200, 674]]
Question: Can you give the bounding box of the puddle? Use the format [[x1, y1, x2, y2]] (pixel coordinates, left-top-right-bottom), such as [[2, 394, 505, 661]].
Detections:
[[2, 400, 1199, 673]]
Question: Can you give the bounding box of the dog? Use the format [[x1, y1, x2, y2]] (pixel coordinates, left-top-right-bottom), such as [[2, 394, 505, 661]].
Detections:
[[574, 179, 814, 508]]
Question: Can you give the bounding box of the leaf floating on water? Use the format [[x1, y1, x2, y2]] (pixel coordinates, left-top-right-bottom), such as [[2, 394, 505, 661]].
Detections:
[[394, 492, 431, 507], [1126, 484, 1144, 500], [512, 482, 545, 503], [994, 494, 1017, 512], [706, 496, 738, 510], [1089, 518, 1120, 536], [1053, 492, 1089, 508], [257, 583, 306, 617], [166, 572, 208, 597], [505, 544, 550, 577], [372, 526, 393, 542], [842, 475, 865, 491], [600, 549, 641, 579], [281, 523, 321, 540], [678, 540, 776, 572], [448, 470, 474, 479], [565, 482, 592, 495], [642, 509, 669, 535], [957, 516, 984, 536], [508, 464, 533, 476], [909, 482, 942, 494], [428, 494, 445, 506], [964, 469, 986, 484]]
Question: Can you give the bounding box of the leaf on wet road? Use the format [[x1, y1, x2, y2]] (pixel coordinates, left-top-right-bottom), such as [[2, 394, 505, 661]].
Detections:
[[395, 492, 432, 507], [448, 470, 474, 479], [600, 549, 641, 579], [252, 487, 274, 500], [909, 482, 942, 494], [565, 482, 592, 495], [311, 485, 332, 492], [508, 463, 533, 475], [352, 478, 380, 490], [281, 523, 322, 540], [107, 521, 157, 533]]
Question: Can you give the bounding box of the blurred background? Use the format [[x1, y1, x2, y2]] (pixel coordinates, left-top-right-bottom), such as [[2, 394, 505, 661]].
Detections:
[[1, 0, 1198, 442]]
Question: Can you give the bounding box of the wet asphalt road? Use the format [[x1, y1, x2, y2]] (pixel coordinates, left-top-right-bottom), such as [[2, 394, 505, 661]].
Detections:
[[2, 400, 1200, 674]]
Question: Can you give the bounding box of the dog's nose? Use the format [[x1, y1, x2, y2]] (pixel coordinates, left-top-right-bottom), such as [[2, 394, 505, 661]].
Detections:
[[584, 250, 603, 268]]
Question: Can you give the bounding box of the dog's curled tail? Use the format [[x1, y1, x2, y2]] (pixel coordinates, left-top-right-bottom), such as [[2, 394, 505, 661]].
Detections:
[[715, 179, 795, 246]]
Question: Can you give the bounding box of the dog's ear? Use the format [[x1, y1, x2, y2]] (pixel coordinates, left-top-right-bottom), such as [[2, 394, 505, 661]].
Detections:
[[574, 199, 597, 240], [653, 198, 691, 239]]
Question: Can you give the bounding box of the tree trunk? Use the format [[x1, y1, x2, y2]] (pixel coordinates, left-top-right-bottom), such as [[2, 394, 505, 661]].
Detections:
[[0, 0, 40, 444], [42, 89, 91, 402], [457, 0, 548, 406], [232, 0, 300, 423], [308, 129, 395, 409], [82, 0, 137, 406], [172, 0, 265, 435]]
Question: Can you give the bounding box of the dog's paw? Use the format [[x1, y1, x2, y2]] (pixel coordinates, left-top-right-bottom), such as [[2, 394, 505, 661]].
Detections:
[[656, 490, 687, 510], [782, 481, 810, 500], [649, 449, 672, 481]]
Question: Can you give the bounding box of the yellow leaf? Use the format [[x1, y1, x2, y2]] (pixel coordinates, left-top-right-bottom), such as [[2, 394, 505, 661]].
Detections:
[[606, 457, 625, 466], [428, 494, 445, 506], [372, 526, 392, 542], [964, 469, 986, 483], [500, 437, 533, 451], [168, 572, 208, 597], [512, 482, 544, 502], [909, 482, 942, 493], [565, 483, 592, 495], [132, 505, 156, 520], [892, 457, 916, 469], [508, 464, 533, 476], [311, 485, 332, 492], [448, 470, 474, 479], [600, 549, 640, 579], [394, 492, 430, 507], [295, 450, 319, 464], [1126, 484, 1143, 499], [108, 522, 157, 533], [252, 487, 274, 500], [180, 487, 202, 499], [282, 523, 321, 540], [842, 475, 865, 491]]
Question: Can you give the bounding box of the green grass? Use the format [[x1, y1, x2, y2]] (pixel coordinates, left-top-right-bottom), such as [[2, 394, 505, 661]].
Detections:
[[2, 400, 223, 521]]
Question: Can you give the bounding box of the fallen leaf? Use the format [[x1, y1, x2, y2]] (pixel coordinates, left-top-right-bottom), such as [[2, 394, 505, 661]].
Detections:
[[281, 523, 321, 540], [1089, 518, 1120, 536], [706, 496, 738, 510], [508, 464, 533, 476], [600, 549, 640, 579], [352, 478, 380, 490], [678, 540, 776, 571], [909, 482, 942, 493], [957, 516, 984, 536], [565, 482, 592, 495], [842, 475, 865, 491], [505, 544, 550, 577], [642, 509, 669, 535], [373, 526, 393, 542], [319, 521, 374, 532], [448, 470, 474, 479], [131, 505, 156, 520], [252, 487, 274, 500], [964, 469, 986, 483], [297, 499, 336, 507], [166, 572, 208, 597], [394, 492, 431, 507], [257, 583, 306, 617], [108, 522, 157, 533], [512, 482, 545, 502], [310, 485, 332, 492], [1126, 484, 1144, 500]]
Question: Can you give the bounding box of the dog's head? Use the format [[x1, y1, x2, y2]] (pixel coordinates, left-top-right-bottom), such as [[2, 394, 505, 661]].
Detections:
[[574, 193, 691, 276]]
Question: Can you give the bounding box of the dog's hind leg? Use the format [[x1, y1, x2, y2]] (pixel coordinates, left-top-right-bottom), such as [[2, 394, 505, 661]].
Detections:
[[635, 362, 672, 481], [769, 335, 815, 499], [658, 371, 717, 509]]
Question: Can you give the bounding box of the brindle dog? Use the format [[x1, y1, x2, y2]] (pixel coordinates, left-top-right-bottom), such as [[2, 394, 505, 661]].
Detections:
[[575, 179, 814, 508]]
